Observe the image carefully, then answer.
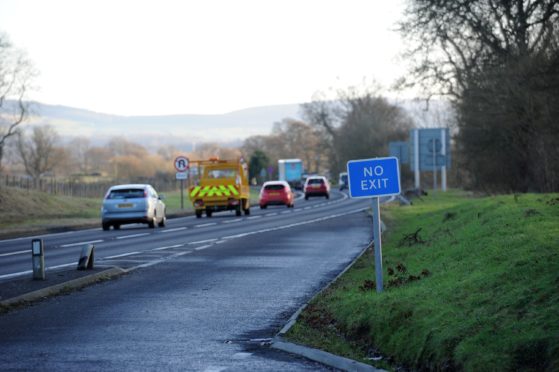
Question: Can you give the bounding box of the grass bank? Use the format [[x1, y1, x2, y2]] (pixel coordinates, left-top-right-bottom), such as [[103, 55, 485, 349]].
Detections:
[[285, 190, 559, 371], [0, 186, 261, 238]]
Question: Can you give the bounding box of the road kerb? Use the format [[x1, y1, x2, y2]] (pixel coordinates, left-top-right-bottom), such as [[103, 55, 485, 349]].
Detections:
[[0, 267, 126, 309], [272, 339, 383, 372]]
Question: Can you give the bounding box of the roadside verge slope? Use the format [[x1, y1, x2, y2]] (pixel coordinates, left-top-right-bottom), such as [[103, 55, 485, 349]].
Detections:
[[284, 191, 559, 371]]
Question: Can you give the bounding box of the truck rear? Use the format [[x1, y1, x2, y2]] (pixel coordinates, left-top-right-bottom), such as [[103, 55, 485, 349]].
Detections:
[[188, 157, 251, 218], [278, 159, 303, 190]]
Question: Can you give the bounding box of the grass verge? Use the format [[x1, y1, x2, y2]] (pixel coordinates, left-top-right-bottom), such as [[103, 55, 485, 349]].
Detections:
[[0, 186, 262, 237], [285, 190, 559, 371]]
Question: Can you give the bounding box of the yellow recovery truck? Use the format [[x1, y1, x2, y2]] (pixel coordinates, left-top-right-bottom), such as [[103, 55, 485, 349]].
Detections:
[[188, 157, 251, 218]]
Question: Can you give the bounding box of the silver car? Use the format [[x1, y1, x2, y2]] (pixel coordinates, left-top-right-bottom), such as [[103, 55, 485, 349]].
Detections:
[[101, 184, 166, 230]]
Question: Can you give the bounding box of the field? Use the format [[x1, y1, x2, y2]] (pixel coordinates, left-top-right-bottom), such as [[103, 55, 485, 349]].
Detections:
[[0, 186, 262, 238], [285, 190, 559, 371]]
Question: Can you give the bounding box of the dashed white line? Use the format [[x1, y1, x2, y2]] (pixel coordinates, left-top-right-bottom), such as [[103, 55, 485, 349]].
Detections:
[[160, 227, 187, 233], [188, 239, 217, 245], [116, 233, 150, 240], [247, 216, 261, 220], [223, 219, 243, 224], [0, 250, 28, 257], [60, 239, 104, 248], [194, 244, 212, 251], [195, 223, 217, 228], [104, 251, 141, 259], [152, 244, 185, 251], [265, 213, 278, 217]]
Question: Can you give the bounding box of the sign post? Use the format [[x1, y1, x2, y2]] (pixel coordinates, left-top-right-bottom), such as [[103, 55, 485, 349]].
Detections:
[[347, 156, 401, 293], [174, 156, 190, 209]]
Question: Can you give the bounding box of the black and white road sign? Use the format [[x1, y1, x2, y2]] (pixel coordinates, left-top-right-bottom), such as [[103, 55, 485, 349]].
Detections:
[[174, 156, 190, 172]]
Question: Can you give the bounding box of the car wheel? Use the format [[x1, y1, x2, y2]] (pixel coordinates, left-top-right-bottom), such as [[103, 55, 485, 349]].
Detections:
[[102, 223, 110, 231], [114, 224, 121, 230], [305, 194, 309, 200], [148, 217, 155, 228], [244, 207, 250, 215], [236, 205, 242, 216], [206, 209, 213, 217], [260, 205, 266, 209], [195, 210, 203, 218], [326, 194, 329, 199], [158, 213, 166, 227]]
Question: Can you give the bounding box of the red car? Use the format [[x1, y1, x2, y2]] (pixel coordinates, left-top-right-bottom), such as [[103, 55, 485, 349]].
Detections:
[[304, 176, 330, 200], [259, 181, 294, 209]]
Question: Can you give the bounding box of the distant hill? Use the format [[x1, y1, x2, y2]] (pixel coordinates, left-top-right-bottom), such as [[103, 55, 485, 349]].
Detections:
[[22, 102, 304, 149], [14, 99, 453, 150]]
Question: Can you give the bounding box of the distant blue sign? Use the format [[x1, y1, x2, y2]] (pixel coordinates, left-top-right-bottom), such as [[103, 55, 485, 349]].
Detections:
[[409, 128, 451, 171], [347, 157, 401, 198], [389, 141, 409, 164]]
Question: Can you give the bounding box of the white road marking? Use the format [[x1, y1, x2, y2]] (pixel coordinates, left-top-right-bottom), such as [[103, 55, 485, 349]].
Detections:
[[49, 263, 75, 269], [152, 244, 185, 251], [188, 239, 217, 245], [247, 216, 261, 220], [222, 219, 243, 224], [280, 211, 291, 214], [265, 213, 278, 217], [0, 250, 29, 257], [116, 233, 150, 240], [160, 227, 187, 233], [133, 251, 192, 269], [233, 352, 253, 359], [194, 244, 212, 251], [0, 270, 32, 280], [104, 252, 141, 259], [195, 223, 217, 228], [60, 240, 104, 248], [203, 367, 227, 372]]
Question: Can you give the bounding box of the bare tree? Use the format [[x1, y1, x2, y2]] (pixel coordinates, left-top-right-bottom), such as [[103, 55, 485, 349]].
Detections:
[[16, 125, 63, 180], [400, 0, 559, 192], [0, 32, 36, 173]]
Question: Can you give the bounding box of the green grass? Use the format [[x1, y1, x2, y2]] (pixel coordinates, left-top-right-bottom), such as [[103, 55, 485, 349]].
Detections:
[[285, 190, 559, 371], [0, 186, 261, 237]]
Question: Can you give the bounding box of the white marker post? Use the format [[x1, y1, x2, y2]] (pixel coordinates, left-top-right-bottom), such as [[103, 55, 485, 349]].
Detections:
[[347, 157, 401, 293]]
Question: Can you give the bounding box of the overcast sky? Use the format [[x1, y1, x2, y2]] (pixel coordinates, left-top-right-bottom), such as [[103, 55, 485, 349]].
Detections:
[[0, 0, 409, 116]]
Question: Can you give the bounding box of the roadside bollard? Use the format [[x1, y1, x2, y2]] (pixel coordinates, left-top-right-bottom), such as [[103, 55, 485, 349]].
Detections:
[[32, 239, 45, 280], [77, 244, 95, 270]]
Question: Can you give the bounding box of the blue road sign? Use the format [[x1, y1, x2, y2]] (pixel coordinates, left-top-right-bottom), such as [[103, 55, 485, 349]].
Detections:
[[389, 141, 409, 164], [409, 128, 451, 171], [347, 157, 401, 198]]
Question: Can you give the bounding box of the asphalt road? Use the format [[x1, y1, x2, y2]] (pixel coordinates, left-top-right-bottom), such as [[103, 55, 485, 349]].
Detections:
[[0, 190, 374, 370]]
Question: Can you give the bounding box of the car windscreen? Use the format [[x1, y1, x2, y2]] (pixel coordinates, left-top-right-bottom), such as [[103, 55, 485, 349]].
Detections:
[[205, 169, 237, 179], [307, 179, 324, 185], [107, 189, 145, 199], [264, 184, 286, 191]]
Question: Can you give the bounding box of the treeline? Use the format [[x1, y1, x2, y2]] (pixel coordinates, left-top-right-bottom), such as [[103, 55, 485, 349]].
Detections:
[[242, 86, 414, 184], [1, 125, 242, 182], [401, 0, 559, 193]]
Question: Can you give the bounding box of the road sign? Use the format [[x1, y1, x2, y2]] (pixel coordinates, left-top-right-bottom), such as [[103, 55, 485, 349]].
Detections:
[[346, 157, 401, 198], [389, 141, 409, 164], [346, 156, 401, 294], [174, 156, 190, 172], [176, 172, 187, 180]]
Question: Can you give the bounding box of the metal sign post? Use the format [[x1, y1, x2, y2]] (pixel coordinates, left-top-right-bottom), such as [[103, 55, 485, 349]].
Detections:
[[174, 156, 190, 210], [371, 197, 383, 292], [347, 156, 401, 293]]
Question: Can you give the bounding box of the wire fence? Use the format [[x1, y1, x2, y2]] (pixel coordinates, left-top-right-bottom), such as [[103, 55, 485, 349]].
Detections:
[[1, 175, 180, 199]]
